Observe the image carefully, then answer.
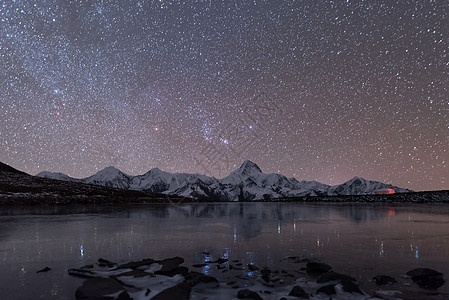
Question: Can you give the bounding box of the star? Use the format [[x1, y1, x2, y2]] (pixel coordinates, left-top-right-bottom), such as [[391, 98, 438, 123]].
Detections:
[[0, 0, 446, 190]]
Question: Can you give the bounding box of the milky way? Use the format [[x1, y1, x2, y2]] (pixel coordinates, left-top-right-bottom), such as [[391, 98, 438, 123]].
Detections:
[[1, 0, 448, 191]]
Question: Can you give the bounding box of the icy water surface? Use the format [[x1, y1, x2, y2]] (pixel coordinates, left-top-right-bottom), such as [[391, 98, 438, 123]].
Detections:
[[1, 202, 449, 299]]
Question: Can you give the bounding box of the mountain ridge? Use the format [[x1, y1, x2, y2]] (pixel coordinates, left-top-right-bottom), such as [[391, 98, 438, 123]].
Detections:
[[0, 162, 188, 205], [37, 160, 413, 201], [0, 162, 28, 175]]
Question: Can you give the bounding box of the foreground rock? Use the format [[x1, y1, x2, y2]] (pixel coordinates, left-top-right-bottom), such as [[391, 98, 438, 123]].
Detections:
[[305, 262, 332, 275], [236, 289, 263, 300], [150, 282, 191, 300], [288, 285, 309, 298], [36, 266, 52, 273], [75, 278, 131, 300], [68, 256, 448, 300], [406, 268, 446, 290]]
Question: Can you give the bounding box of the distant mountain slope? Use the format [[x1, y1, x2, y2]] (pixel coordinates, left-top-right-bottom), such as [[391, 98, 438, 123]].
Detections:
[[0, 162, 188, 205], [37, 160, 412, 201], [0, 162, 28, 175], [36, 171, 81, 182], [328, 176, 405, 195]]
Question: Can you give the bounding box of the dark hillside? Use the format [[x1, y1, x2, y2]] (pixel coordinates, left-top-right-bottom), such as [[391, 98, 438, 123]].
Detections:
[[0, 162, 28, 175], [0, 161, 190, 205]]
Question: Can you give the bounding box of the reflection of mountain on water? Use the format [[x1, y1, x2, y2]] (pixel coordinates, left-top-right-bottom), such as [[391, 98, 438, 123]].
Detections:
[[334, 205, 395, 223], [161, 203, 393, 223], [0, 203, 396, 226], [164, 203, 329, 221], [131, 203, 395, 240], [0, 204, 397, 243]]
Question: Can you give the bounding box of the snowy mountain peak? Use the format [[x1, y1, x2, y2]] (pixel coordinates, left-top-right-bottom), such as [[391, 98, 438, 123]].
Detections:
[[103, 166, 121, 172], [85, 166, 129, 182], [329, 176, 411, 195], [148, 167, 167, 175], [144, 167, 176, 181], [96, 166, 123, 176], [348, 176, 364, 183], [37, 171, 66, 178], [221, 160, 263, 185], [36, 171, 79, 182], [236, 160, 262, 175], [35, 162, 412, 201]]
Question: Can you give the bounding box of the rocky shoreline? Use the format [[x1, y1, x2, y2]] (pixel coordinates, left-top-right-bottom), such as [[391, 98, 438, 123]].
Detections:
[[267, 190, 449, 204], [61, 254, 447, 300]]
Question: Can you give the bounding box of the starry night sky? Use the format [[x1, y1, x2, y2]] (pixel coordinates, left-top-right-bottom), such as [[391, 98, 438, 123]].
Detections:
[[1, 0, 448, 191]]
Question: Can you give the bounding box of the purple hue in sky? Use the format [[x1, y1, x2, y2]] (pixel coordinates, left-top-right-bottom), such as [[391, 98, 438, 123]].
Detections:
[[1, 0, 447, 191]]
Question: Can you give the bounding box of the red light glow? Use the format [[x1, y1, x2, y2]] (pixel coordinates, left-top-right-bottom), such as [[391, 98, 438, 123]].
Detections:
[[375, 188, 395, 194]]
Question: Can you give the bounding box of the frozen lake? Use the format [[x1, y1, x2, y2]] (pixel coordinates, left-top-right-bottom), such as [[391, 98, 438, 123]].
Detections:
[[1, 202, 449, 299]]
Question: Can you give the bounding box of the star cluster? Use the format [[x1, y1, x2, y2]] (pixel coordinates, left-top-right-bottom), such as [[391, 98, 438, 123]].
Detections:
[[1, 0, 447, 191]]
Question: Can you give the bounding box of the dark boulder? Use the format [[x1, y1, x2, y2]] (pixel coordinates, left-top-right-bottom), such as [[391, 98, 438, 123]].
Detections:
[[98, 258, 117, 268], [260, 268, 271, 283], [159, 257, 184, 270], [80, 264, 94, 270], [37, 267, 51, 273], [316, 272, 364, 295], [156, 266, 189, 277], [237, 289, 263, 300], [185, 271, 219, 289], [288, 285, 310, 299], [68, 268, 98, 278], [150, 282, 191, 300], [341, 278, 364, 295], [230, 264, 244, 270], [406, 268, 446, 290], [306, 262, 332, 275], [155, 257, 187, 277], [316, 284, 336, 295], [75, 278, 131, 300], [196, 274, 218, 286]]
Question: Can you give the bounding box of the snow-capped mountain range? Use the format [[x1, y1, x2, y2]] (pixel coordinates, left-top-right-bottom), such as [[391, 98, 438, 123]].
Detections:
[[37, 160, 412, 201]]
